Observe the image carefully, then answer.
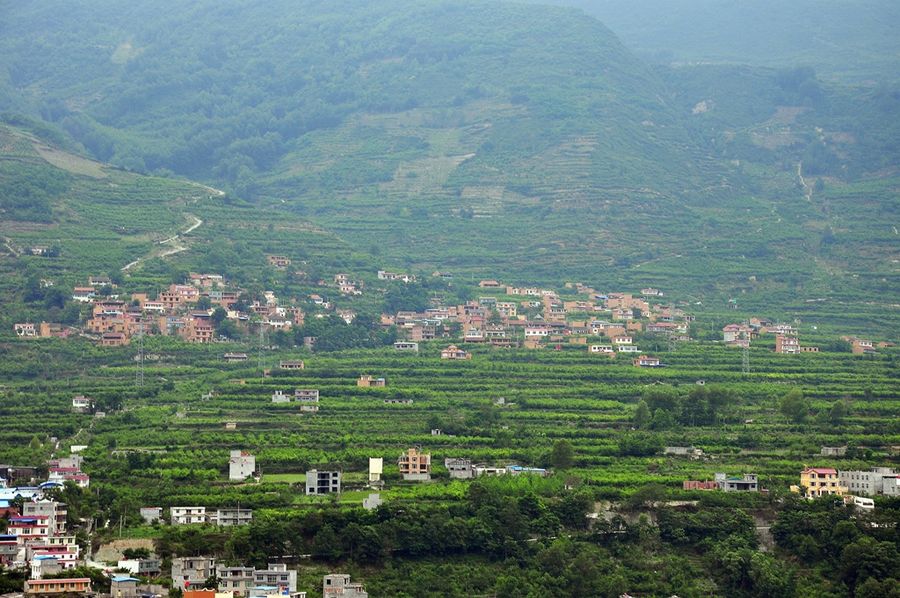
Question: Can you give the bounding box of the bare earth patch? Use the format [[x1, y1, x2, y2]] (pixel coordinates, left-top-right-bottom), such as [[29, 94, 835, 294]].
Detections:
[[33, 143, 107, 178]]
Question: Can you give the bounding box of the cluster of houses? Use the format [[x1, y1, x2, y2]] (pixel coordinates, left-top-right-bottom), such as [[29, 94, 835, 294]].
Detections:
[[271, 388, 320, 412], [137, 506, 254, 527], [444, 459, 548, 479], [0, 492, 80, 582], [382, 283, 690, 368], [14, 272, 309, 347], [722, 318, 828, 354], [171, 565, 367, 598], [792, 466, 899, 500]]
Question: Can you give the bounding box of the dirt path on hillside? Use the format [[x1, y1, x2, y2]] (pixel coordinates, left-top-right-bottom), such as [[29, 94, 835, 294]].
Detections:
[[797, 161, 813, 202], [121, 214, 203, 271]]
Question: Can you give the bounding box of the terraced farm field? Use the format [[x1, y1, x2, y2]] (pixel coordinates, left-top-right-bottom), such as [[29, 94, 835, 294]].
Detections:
[[3, 336, 896, 508]]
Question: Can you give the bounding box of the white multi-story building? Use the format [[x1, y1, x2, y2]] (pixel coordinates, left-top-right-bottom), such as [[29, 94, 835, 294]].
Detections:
[[170, 507, 207, 525], [229, 451, 256, 481], [839, 468, 899, 497]]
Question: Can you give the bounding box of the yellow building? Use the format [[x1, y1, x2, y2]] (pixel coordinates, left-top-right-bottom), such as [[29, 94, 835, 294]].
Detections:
[[798, 467, 846, 497]]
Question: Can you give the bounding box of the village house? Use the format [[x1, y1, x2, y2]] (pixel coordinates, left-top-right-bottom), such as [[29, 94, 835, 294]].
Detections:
[[796, 468, 846, 497], [393, 341, 419, 352], [838, 467, 899, 497], [295, 389, 319, 413], [368, 458, 383, 487], [845, 337, 877, 356], [589, 344, 615, 355], [278, 359, 304, 370], [398, 447, 431, 481], [71, 287, 96, 303], [170, 507, 207, 525], [13, 323, 37, 337], [683, 480, 718, 491], [189, 273, 225, 289], [101, 332, 129, 347], [214, 508, 253, 527], [440, 345, 471, 360], [722, 324, 752, 347], [664, 446, 704, 460], [39, 322, 70, 338], [444, 458, 474, 479], [617, 345, 641, 354], [775, 334, 801, 354], [224, 352, 249, 362], [272, 390, 290, 403], [612, 335, 633, 345], [229, 451, 256, 482], [71, 396, 93, 413], [267, 255, 291, 268], [378, 270, 414, 283], [139, 507, 162, 524], [633, 355, 661, 367], [88, 275, 113, 287], [253, 563, 297, 594], [25, 578, 91, 595], [715, 473, 759, 492], [820, 446, 848, 457], [363, 493, 383, 510], [478, 279, 501, 288], [305, 470, 341, 495], [323, 574, 368, 598], [357, 375, 386, 388], [171, 557, 217, 587]]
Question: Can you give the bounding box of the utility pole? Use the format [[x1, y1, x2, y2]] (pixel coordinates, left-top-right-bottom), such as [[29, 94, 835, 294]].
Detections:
[[135, 319, 144, 388], [258, 321, 266, 374], [742, 343, 750, 375]]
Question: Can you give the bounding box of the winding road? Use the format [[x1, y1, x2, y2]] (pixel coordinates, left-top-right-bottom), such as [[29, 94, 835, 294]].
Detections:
[[121, 214, 203, 271]]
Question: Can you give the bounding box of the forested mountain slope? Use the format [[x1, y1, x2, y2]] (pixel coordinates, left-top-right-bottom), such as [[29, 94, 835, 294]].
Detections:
[[1, 0, 897, 308]]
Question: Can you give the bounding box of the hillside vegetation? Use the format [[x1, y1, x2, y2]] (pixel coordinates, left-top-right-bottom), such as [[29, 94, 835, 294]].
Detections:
[[0, 0, 897, 320]]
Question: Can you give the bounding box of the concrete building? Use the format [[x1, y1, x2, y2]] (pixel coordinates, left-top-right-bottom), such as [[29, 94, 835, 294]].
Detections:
[[305, 470, 341, 495], [368, 458, 383, 487], [323, 574, 367, 598], [229, 451, 256, 482], [172, 557, 216, 588], [110, 576, 141, 598], [31, 555, 62, 579], [216, 565, 254, 596], [715, 473, 759, 492], [117, 558, 161, 576], [25, 578, 91, 595], [214, 508, 253, 527], [362, 494, 383, 510], [775, 334, 801, 354], [839, 468, 899, 497], [140, 507, 162, 524], [820, 446, 847, 457], [798, 468, 846, 498], [398, 448, 431, 481], [294, 389, 319, 413], [393, 341, 419, 352], [271, 390, 290, 404], [444, 458, 474, 479], [357, 375, 386, 388], [170, 506, 207, 525], [23, 501, 67, 535], [253, 564, 296, 594]]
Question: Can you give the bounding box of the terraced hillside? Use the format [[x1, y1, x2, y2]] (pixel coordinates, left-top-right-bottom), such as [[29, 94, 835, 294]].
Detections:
[[2, 336, 896, 502]]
